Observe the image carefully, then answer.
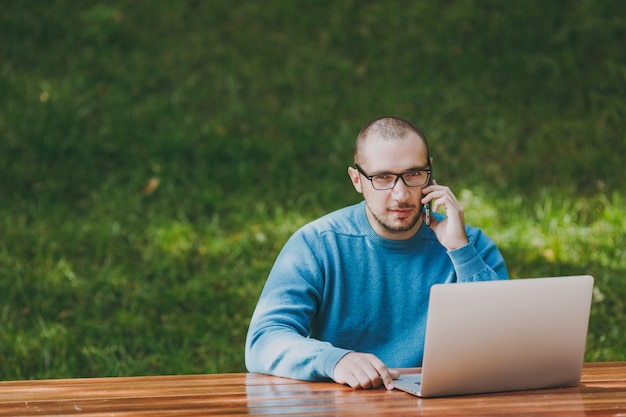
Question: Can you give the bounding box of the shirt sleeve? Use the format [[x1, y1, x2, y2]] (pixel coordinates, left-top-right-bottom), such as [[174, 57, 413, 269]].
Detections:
[[446, 226, 509, 282], [244, 229, 350, 381]]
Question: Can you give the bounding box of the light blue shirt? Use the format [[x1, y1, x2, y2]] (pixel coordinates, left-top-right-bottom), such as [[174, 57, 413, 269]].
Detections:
[[245, 201, 508, 381]]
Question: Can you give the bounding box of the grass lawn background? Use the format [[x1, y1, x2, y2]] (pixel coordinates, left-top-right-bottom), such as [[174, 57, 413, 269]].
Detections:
[[1, 1, 624, 379]]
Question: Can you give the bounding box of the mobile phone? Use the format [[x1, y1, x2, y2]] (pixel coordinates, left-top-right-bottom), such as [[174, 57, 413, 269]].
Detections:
[[424, 169, 433, 226]]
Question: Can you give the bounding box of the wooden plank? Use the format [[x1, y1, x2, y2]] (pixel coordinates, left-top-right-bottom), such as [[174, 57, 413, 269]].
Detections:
[[0, 364, 623, 416]]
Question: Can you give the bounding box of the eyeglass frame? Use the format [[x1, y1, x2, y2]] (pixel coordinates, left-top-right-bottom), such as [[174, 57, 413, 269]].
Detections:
[[354, 163, 432, 190]]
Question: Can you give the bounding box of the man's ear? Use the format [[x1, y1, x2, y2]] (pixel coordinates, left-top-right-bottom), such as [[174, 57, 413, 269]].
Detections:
[[347, 166, 363, 193]]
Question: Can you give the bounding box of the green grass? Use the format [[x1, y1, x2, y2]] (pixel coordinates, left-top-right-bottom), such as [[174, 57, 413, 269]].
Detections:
[[1, 0, 625, 380]]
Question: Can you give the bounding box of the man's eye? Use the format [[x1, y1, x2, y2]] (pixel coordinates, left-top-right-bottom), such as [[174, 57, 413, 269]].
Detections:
[[406, 170, 423, 178], [374, 174, 391, 181]]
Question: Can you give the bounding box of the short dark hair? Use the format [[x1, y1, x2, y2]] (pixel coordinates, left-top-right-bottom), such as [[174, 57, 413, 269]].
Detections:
[[354, 116, 430, 163]]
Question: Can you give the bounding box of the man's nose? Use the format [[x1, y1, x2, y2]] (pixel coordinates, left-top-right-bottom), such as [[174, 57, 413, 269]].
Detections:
[[391, 176, 411, 199]]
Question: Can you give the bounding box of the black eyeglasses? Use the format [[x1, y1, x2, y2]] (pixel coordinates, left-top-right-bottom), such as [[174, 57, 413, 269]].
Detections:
[[355, 164, 431, 190]]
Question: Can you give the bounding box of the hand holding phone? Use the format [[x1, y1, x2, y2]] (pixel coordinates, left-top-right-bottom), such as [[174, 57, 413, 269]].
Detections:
[[422, 175, 470, 250]]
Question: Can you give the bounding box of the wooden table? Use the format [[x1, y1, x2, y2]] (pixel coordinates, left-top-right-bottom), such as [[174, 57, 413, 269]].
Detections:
[[0, 362, 625, 416]]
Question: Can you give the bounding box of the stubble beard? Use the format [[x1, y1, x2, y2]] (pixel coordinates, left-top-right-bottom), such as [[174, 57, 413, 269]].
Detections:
[[367, 203, 422, 235]]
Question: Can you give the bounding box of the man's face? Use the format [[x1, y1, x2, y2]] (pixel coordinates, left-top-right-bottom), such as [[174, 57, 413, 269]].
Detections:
[[348, 131, 430, 240]]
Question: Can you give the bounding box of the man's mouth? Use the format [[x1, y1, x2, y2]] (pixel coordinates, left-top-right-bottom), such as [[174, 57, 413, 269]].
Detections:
[[389, 207, 415, 218]]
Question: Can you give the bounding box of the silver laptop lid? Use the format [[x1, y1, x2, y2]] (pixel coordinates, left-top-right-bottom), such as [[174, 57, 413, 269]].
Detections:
[[417, 275, 594, 397]]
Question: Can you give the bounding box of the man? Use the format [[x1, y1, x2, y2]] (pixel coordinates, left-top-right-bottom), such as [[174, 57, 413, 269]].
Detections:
[[245, 116, 508, 390]]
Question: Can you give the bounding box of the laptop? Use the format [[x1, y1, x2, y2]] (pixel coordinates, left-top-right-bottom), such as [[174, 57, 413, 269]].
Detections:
[[394, 275, 594, 397]]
